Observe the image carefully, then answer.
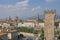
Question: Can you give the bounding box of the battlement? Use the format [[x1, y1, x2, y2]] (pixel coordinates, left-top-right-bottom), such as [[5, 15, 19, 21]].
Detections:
[[44, 10, 56, 14]]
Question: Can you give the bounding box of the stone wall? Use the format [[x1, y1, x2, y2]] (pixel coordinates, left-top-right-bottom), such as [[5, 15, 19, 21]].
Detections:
[[44, 10, 56, 40]]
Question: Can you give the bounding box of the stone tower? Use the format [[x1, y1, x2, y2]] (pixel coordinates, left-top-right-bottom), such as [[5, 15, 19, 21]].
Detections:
[[13, 16, 18, 22], [44, 10, 56, 40], [35, 14, 40, 30]]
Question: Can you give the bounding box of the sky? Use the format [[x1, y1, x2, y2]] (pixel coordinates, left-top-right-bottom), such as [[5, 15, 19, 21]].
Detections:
[[0, 0, 60, 19]]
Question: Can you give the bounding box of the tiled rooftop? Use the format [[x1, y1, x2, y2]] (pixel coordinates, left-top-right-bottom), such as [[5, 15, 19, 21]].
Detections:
[[0, 32, 7, 36]]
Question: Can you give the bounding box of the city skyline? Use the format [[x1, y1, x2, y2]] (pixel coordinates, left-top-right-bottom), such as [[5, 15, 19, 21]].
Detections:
[[0, 0, 60, 19]]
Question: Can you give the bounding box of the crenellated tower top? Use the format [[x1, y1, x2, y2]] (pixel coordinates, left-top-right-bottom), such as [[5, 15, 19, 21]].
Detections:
[[44, 9, 56, 15]]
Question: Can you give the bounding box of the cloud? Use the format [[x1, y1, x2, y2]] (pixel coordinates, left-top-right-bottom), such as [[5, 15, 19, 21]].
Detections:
[[0, 0, 41, 19], [0, 0, 28, 18], [45, 0, 56, 2], [32, 6, 40, 11], [0, 0, 28, 9]]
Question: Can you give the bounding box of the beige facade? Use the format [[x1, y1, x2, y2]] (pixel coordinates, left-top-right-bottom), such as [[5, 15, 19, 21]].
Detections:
[[44, 10, 56, 40]]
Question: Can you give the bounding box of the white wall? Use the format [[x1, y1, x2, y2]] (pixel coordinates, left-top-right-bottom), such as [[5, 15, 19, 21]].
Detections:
[[2, 23, 10, 28], [18, 22, 35, 27], [18, 22, 44, 28], [59, 23, 60, 28], [39, 23, 44, 28], [0, 24, 2, 26], [8, 33, 11, 39]]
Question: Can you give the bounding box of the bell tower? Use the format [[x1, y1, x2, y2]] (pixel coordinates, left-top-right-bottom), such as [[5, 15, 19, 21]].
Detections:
[[44, 10, 56, 40]]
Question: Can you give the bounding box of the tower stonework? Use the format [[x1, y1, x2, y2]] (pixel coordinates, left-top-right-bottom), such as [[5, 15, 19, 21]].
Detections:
[[44, 10, 56, 40]]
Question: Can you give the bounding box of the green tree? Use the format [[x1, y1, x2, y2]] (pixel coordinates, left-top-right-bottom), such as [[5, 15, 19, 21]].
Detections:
[[0, 26, 2, 28], [0, 37, 3, 40], [40, 29, 44, 40], [54, 22, 59, 28]]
